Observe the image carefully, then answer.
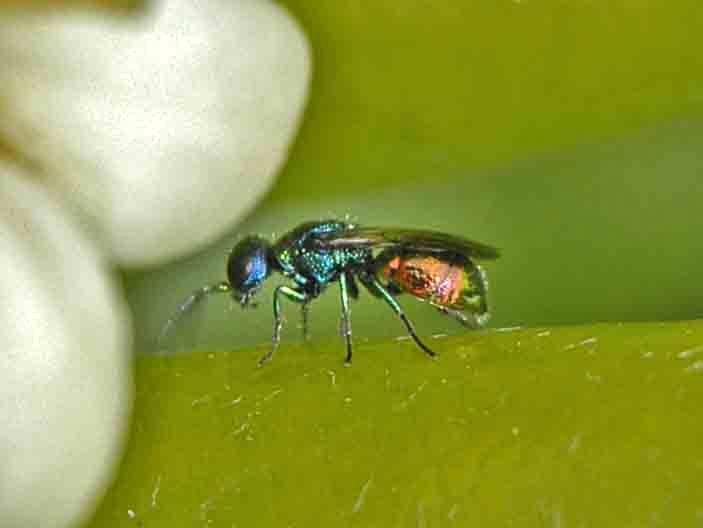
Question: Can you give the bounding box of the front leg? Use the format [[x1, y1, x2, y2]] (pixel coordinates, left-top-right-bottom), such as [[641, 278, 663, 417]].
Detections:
[[259, 285, 309, 366]]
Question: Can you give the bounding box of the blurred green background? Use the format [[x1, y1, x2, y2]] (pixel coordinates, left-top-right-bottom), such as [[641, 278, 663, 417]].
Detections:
[[127, 1, 703, 355]]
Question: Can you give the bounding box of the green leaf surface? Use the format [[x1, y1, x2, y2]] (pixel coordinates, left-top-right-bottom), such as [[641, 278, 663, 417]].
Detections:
[[89, 320, 703, 526]]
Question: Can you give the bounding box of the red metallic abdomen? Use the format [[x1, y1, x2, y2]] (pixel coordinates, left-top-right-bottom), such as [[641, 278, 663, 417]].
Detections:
[[381, 255, 471, 309]]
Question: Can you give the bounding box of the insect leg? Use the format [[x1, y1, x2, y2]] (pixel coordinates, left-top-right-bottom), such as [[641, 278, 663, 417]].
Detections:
[[301, 301, 311, 341], [365, 277, 436, 358], [339, 273, 353, 364], [345, 272, 360, 300], [158, 281, 231, 346], [434, 264, 490, 328], [259, 285, 308, 366], [435, 306, 482, 329]]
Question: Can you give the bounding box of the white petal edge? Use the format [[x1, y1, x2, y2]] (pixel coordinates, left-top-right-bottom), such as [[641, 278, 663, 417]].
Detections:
[[0, 165, 133, 528], [0, 0, 311, 267]]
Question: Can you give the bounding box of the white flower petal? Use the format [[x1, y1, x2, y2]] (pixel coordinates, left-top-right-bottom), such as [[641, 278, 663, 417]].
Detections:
[[0, 165, 133, 528], [0, 0, 311, 266]]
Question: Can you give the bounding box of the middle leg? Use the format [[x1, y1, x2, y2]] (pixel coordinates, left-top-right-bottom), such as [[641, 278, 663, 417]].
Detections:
[[300, 301, 311, 341], [339, 273, 353, 364]]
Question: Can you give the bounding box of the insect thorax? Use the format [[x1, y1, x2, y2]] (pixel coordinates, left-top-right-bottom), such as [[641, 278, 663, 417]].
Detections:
[[273, 221, 372, 289]]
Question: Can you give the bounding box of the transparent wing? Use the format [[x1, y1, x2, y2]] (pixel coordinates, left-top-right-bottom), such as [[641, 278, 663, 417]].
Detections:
[[315, 226, 500, 260]]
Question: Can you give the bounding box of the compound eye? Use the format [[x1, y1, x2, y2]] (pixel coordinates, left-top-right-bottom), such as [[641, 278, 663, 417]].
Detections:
[[227, 237, 270, 293], [242, 253, 268, 287]]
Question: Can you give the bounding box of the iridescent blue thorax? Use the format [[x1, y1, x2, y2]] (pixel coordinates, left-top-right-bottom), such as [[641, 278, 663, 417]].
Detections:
[[272, 220, 372, 294]]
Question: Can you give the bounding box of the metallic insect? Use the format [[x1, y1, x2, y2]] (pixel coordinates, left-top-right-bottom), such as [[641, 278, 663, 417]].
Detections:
[[160, 220, 499, 365]]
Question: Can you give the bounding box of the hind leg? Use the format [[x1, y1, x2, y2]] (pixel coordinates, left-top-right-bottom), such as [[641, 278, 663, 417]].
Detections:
[[435, 263, 490, 329], [361, 275, 436, 358], [434, 305, 486, 329]]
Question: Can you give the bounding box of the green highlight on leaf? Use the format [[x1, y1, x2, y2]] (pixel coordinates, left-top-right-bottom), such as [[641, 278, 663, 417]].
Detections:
[[89, 320, 703, 526]]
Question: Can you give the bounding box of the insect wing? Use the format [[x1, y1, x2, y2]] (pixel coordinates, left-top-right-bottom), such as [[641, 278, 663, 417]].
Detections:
[[315, 227, 500, 260]]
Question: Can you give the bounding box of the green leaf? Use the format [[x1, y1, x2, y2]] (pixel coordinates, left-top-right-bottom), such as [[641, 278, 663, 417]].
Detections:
[[89, 320, 703, 526]]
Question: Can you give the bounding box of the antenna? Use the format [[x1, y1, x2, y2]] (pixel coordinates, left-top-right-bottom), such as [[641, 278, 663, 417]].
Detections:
[[158, 281, 231, 345]]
